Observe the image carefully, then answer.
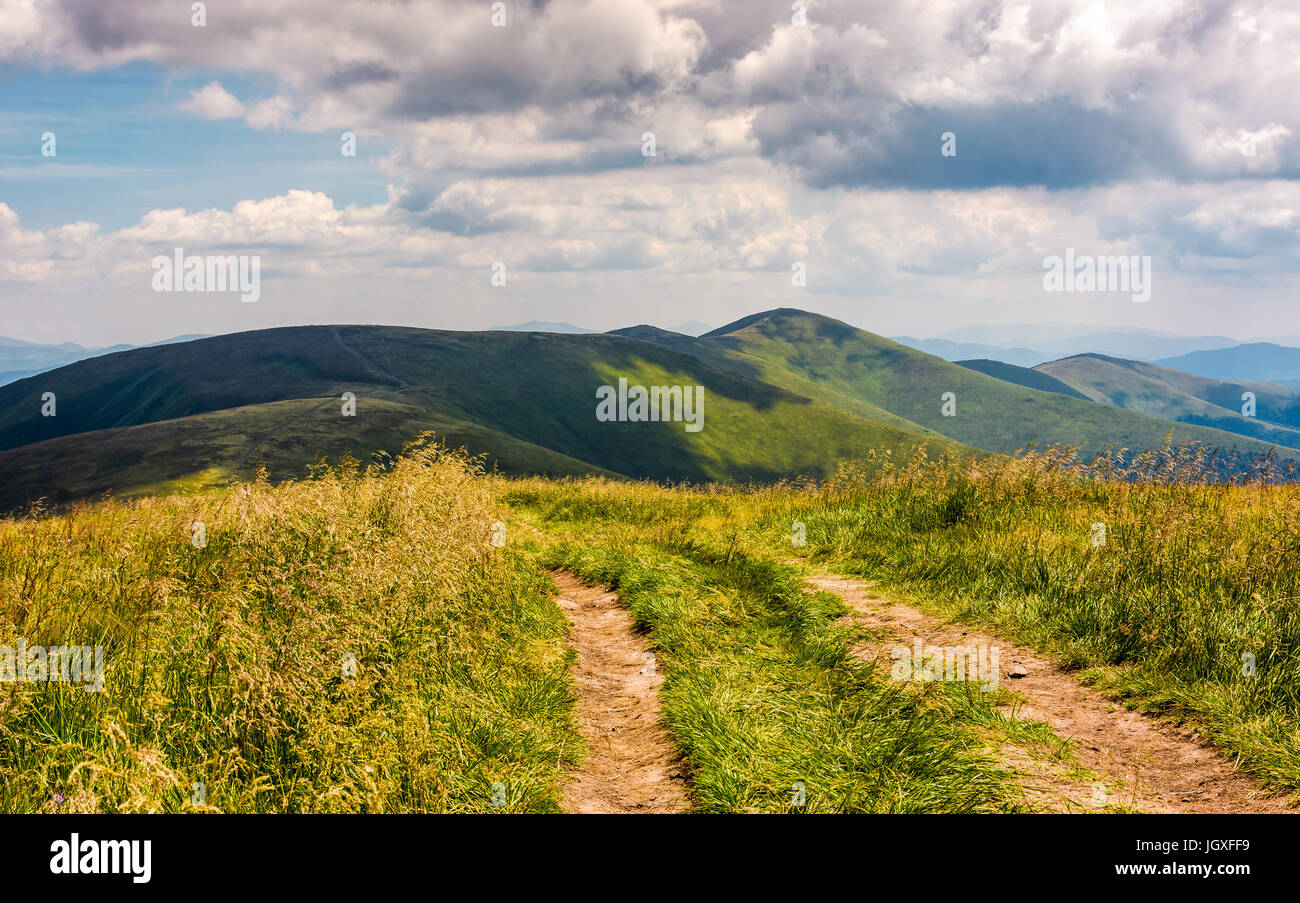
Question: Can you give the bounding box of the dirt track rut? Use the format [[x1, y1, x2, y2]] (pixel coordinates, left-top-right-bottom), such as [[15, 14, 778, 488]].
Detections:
[[808, 572, 1295, 814], [552, 571, 689, 813]]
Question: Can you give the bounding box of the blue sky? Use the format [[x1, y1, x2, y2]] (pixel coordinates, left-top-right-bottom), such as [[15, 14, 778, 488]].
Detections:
[[1, 0, 1298, 347], [0, 62, 389, 230]]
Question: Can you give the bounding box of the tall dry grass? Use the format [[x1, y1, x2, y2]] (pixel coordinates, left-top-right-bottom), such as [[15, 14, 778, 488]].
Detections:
[[0, 437, 579, 813], [781, 442, 1300, 790]]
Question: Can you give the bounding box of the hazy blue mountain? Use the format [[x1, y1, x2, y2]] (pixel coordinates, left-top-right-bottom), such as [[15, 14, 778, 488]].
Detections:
[[890, 337, 1045, 367], [492, 321, 597, 333], [914, 324, 1239, 363], [1155, 343, 1300, 383], [1031, 331, 1239, 361], [667, 321, 716, 337], [0, 334, 209, 387]]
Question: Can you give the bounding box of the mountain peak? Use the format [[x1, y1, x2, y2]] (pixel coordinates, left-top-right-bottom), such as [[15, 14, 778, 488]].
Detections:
[[607, 325, 688, 340], [702, 308, 851, 338]]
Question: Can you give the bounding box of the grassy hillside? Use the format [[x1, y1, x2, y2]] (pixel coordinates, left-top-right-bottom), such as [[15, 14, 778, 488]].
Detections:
[[507, 479, 1044, 812], [0, 397, 616, 512], [0, 435, 1076, 814], [0, 440, 581, 813], [0, 324, 973, 508], [609, 324, 947, 436], [1036, 354, 1300, 448], [626, 309, 1298, 464], [774, 446, 1300, 793], [507, 442, 1300, 796], [6, 311, 1294, 512], [7, 431, 1300, 811], [954, 358, 1090, 400]]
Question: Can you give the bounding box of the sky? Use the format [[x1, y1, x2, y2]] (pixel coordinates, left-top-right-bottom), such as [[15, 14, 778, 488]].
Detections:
[[1, 0, 1298, 347]]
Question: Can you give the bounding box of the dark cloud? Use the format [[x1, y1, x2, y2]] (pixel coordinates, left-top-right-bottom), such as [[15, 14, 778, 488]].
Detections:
[[323, 62, 399, 90], [15, 0, 1300, 196], [754, 100, 1189, 190]]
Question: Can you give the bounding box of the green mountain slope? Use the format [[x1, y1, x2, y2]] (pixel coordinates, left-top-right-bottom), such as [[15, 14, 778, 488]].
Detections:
[[954, 359, 1090, 400], [624, 309, 1298, 462], [609, 324, 946, 437], [0, 324, 973, 508], [0, 397, 622, 511], [1035, 354, 1300, 448]]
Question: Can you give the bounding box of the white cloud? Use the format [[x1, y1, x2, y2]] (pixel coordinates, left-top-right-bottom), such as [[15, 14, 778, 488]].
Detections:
[[4, 0, 1300, 343], [244, 95, 295, 130], [176, 81, 246, 119]]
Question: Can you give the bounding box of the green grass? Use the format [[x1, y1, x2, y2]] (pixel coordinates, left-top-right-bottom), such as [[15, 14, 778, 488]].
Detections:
[[744, 445, 1300, 794], [8, 419, 1300, 812], [503, 437, 1300, 802], [506, 480, 1059, 813], [0, 438, 581, 812]]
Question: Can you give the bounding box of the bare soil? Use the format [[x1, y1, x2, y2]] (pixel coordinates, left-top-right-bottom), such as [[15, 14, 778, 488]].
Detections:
[[807, 572, 1297, 814], [552, 570, 690, 813]]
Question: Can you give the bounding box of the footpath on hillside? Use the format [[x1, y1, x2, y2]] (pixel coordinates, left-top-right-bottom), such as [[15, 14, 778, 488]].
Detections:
[[551, 571, 690, 814], [807, 572, 1296, 814]]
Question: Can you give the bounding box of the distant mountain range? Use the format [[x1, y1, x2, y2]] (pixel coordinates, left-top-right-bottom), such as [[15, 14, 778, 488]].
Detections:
[[1, 310, 1294, 510], [1154, 343, 1300, 386], [892, 338, 1045, 367], [492, 320, 716, 336], [491, 321, 597, 334], [892, 326, 1239, 368], [1032, 354, 1300, 449], [0, 334, 210, 387]]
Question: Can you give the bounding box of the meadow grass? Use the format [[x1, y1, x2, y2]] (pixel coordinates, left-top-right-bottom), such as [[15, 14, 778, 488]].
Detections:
[[7, 429, 1296, 813], [506, 480, 1049, 812], [507, 442, 1300, 795], [768, 444, 1300, 793], [0, 438, 580, 812]]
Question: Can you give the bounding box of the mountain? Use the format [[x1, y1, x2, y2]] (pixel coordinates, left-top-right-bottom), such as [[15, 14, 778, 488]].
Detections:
[[890, 337, 1045, 367], [3, 310, 1292, 510], [492, 321, 596, 333], [612, 324, 950, 436], [0, 339, 120, 386], [0, 334, 209, 387], [0, 324, 970, 509], [1029, 331, 1239, 362], [621, 309, 1298, 463], [667, 321, 716, 337], [1035, 354, 1300, 448], [894, 327, 1241, 368], [1155, 343, 1300, 383], [933, 324, 1238, 361], [954, 359, 1090, 400]]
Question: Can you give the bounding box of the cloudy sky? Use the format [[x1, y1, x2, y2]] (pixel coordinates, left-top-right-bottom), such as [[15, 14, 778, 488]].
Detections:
[[1, 0, 1298, 346]]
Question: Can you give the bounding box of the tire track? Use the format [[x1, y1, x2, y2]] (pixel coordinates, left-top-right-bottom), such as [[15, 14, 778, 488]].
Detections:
[[807, 572, 1297, 814], [551, 570, 690, 813]]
